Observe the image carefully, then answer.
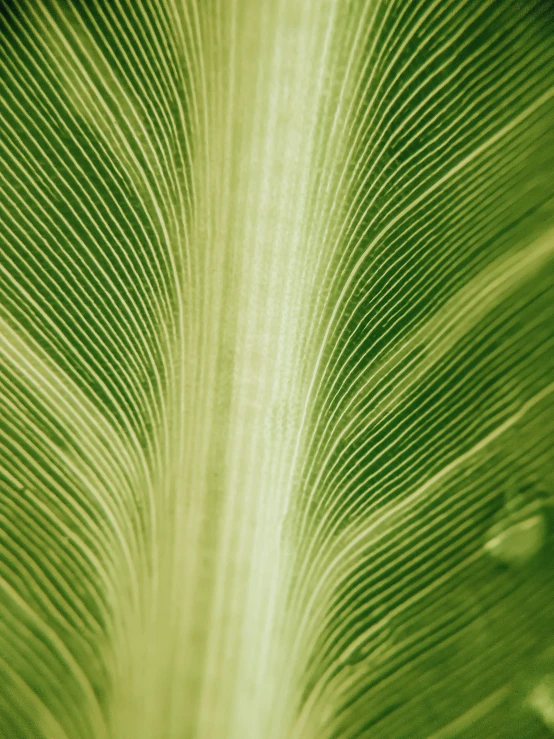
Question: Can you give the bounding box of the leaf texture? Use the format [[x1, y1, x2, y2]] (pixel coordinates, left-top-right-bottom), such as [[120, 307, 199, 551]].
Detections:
[[1, 1, 554, 738]]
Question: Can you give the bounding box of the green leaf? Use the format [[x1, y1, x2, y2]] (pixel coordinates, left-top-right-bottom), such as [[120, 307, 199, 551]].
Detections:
[[1, 1, 553, 737]]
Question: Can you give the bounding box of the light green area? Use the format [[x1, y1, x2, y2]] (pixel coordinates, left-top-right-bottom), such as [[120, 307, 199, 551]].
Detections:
[[528, 674, 554, 731]]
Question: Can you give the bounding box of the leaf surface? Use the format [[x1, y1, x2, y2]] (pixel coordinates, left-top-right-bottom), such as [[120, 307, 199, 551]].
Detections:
[[1, 1, 554, 737]]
